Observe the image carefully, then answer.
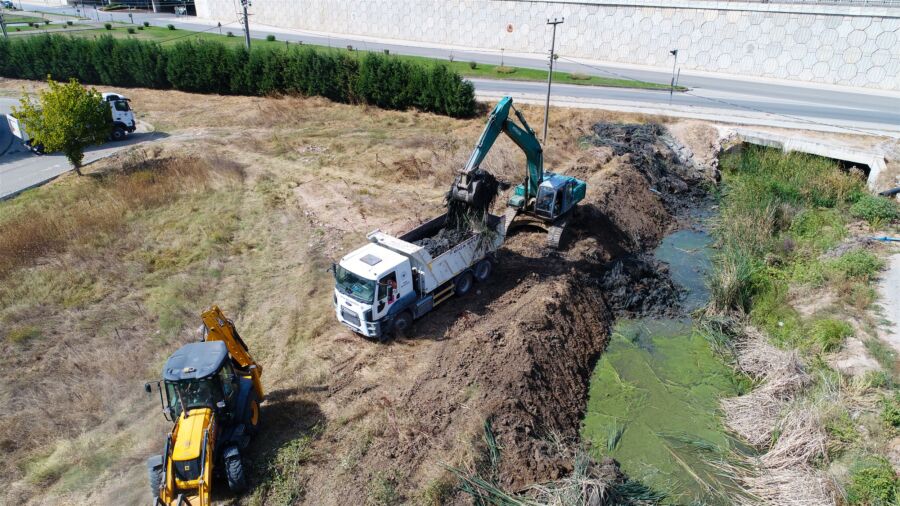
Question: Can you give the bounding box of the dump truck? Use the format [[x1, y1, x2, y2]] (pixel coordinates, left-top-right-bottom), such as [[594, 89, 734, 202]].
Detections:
[[145, 306, 263, 506], [333, 212, 506, 340], [5, 91, 136, 154]]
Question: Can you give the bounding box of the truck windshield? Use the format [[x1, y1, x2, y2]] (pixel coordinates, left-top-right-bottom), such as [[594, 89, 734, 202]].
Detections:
[[335, 265, 376, 303]]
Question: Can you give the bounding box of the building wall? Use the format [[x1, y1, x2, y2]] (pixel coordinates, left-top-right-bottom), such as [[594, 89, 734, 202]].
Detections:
[[195, 0, 900, 90]]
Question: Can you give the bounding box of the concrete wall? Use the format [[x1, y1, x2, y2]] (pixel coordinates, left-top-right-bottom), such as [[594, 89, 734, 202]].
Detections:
[[195, 0, 900, 90]]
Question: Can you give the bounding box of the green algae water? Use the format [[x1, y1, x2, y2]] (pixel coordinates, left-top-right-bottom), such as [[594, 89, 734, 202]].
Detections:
[[582, 229, 744, 505]]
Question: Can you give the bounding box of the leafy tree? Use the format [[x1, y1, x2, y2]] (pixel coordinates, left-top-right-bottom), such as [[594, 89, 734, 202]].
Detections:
[[13, 78, 111, 175]]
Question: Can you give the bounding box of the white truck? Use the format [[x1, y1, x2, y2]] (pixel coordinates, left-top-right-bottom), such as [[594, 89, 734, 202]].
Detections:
[[333, 213, 506, 340], [5, 91, 136, 154]]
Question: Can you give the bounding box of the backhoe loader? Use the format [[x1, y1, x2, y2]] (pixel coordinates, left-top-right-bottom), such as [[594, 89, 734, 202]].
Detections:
[[145, 306, 264, 506], [450, 96, 587, 248]]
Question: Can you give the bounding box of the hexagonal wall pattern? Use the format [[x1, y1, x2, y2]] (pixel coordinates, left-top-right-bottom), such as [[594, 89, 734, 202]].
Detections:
[[195, 0, 900, 90]]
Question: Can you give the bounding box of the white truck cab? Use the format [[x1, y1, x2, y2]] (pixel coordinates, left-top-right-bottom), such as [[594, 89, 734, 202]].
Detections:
[[101, 92, 137, 140], [334, 213, 505, 340]]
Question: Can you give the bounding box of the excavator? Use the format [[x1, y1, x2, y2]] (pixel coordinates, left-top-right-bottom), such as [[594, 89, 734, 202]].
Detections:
[[450, 96, 587, 248], [145, 306, 264, 506]]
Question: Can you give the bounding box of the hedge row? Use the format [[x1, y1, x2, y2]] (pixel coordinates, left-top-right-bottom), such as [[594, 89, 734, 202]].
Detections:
[[0, 35, 476, 118]]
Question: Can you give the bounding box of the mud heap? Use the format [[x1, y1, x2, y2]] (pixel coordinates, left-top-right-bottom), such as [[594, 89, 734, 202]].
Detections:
[[306, 121, 710, 504]]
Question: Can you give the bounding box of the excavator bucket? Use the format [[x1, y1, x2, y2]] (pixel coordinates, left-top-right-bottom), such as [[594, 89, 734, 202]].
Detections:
[[449, 169, 501, 213]]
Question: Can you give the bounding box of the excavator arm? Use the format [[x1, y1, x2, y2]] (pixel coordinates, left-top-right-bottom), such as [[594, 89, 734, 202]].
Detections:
[[451, 96, 544, 206], [200, 305, 264, 402]]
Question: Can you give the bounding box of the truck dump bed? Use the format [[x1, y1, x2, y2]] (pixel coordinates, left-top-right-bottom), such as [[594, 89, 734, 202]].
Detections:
[[369, 213, 504, 294]]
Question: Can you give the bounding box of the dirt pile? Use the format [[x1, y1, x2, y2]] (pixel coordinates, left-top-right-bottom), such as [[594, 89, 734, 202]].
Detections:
[[294, 120, 709, 504]]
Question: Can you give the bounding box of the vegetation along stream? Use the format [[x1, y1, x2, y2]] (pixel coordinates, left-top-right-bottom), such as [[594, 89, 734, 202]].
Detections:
[[582, 221, 750, 504]]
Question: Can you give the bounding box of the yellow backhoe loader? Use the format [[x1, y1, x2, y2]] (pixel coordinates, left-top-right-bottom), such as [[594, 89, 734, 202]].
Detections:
[[145, 306, 264, 506]]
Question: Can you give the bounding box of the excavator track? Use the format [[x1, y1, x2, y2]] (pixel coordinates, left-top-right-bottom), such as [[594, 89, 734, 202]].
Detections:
[[547, 214, 570, 249], [503, 207, 520, 236]]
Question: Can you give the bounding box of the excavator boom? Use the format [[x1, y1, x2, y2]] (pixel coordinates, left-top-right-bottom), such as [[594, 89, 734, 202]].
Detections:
[[451, 96, 544, 206], [200, 305, 264, 401]]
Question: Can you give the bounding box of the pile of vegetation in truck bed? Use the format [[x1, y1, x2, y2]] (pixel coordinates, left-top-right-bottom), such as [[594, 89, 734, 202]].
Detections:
[[414, 169, 501, 257]]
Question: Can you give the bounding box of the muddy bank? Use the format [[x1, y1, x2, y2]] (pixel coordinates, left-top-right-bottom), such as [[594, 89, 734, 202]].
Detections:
[[295, 121, 710, 503]]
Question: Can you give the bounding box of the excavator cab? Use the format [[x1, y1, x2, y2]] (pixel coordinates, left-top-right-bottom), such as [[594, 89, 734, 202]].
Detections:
[[146, 306, 263, 506]]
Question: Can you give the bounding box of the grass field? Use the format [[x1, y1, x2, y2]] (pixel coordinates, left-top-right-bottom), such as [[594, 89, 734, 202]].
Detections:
[[48, 24, 683, 91]]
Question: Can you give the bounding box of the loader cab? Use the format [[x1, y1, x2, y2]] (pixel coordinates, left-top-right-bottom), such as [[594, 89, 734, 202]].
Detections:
[[534, 173, 575, 220], [161, 341, 236, 420]]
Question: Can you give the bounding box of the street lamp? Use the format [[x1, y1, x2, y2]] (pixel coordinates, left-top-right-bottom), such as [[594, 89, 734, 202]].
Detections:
[[669, 49, 678, 101]]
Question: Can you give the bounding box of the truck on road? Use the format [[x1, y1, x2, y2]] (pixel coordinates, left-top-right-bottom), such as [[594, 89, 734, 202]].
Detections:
[[333, 213, 506, 340], [5, 91, 137, 154]]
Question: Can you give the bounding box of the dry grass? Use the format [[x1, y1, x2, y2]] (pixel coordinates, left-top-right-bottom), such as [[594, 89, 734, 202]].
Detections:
[[0, 153, 242, 279]]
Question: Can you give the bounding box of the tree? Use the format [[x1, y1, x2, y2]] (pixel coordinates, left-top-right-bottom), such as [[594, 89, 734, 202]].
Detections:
[[13, 78, 111, 175]]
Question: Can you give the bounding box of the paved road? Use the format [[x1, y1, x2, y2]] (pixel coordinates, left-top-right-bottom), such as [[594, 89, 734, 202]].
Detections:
[[21, 2, 899, 134], [0, 97, 163, 200]]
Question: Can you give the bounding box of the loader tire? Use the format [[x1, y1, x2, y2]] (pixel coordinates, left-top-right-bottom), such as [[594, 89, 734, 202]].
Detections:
[[247, 398, 261, 435], [454, 272, 474, 296], [147, 455, 163, 499], [225, 448, 248, 493]]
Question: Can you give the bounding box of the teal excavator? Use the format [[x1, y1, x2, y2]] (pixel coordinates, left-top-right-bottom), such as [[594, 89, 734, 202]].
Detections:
[[450, 96, 587, 248]]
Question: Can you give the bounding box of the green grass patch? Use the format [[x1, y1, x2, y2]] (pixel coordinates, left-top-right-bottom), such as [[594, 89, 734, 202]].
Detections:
[[847, 456, 899, 506], [865, 338, 897, 375], [249, 433, 317, 506], [6, 324, 41, 344], [810, 318, 853, 352], [3, 14, 45, 24], [369, 469, 402, 505], [880, 391, 900, 428]]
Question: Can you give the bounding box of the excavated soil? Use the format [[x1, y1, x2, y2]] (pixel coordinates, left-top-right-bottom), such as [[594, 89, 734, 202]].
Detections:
[[291, 121, 709, 503]]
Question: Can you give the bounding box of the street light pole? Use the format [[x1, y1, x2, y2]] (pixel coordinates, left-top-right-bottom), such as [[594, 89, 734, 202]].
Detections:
[[543, 17, 563, 145], [241, 0, 251, 50], [669, 49, 678, 102], [0, 12, 7, 40]]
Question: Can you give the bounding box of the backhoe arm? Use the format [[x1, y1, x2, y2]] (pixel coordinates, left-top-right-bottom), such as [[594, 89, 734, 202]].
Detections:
[[451, 96, 543, 205], [200, 306, 264, 401]]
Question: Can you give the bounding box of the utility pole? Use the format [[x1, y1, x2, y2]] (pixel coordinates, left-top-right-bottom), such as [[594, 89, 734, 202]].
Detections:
[[0, 11, 7, 40], [542, 17, 563, 144], [669, 49, 678, 102], [241, 0, 251, 50]]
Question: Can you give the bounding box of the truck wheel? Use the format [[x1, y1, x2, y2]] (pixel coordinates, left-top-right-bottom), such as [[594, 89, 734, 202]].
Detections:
[[111, 126, 126, 141], [392, 311, 413, 337], [454, 272, 474, 296], [474, 259, 492, 282], [146, 455, 163, 498], [224, 448, 248, 493]]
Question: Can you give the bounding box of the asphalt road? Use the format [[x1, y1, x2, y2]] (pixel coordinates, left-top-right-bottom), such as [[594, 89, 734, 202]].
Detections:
[[0, 97, 163, 200], [21, 2, 899, 134]]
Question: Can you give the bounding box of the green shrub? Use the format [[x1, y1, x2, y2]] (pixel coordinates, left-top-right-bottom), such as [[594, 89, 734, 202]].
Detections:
[[226, 31, 234, 37], [0, 35, 475, 118], [495, 66, 516, 74], [104, 23, 112, 30], [811, 318, 853, 352], [143, 21, 150, 27], [881, 392, 900, 428], [469, 61, 477, 69], [851, 194, 900, 225], [127, 27, 135, 34], [137, 25, 144, 30], [827, 250, 884, 282], [167, 24, 175, 30], [847, 457, 899, 505], [44, 20, 50, 25], [66, 20, 73, 26], [266, 34, 276, 41]]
